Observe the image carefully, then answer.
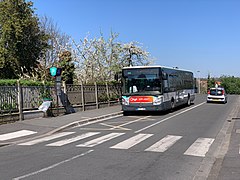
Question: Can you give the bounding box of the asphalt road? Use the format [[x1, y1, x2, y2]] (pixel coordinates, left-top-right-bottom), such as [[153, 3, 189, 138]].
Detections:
[[0, 95, 239, 180]]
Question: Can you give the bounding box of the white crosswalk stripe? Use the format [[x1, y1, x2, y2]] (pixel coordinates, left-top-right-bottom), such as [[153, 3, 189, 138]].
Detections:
[[0, 130, 37, 141], [13, 130, 215, 157], [46, 132, 100, 147], [110, 133, 153, 149], [76, 133, 125, 148], [145, 135, 182, 152], [184, 138, 215, 157], [18, 132, 75, 146]]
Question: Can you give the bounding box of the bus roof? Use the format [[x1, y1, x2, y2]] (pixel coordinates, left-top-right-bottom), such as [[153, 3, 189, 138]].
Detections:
[[122, 65, 192, 73]]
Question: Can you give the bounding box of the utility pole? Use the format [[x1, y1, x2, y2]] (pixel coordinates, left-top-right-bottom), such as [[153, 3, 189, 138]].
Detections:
[[197, 71, 201, 94]]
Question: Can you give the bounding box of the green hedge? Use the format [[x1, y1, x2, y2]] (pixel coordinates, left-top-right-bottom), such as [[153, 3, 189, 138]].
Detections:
[[0, 79, 54, 86]]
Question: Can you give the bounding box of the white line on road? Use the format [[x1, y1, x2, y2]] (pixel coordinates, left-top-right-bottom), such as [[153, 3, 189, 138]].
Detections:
[[135, 102, 205, 133], [76, 133, 125, 147], [18, 132, 75, 146], [46, 132, 100, 147], [145, 135, 182, 152], [110, 116, 152, 130], [12, 149, 94, 180], [0, 130, 37, 141], [184, 138, 215, 157], [110, 133, 153, 149]]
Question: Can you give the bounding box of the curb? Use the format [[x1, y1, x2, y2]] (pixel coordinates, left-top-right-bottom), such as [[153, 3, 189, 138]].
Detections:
[[46, 111, 123, 135]]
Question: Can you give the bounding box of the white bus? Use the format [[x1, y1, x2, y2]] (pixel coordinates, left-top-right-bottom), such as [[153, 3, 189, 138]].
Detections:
[[121, 66, 195, 115]]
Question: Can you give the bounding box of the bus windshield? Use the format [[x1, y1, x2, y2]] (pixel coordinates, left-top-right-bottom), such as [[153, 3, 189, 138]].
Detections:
[[122, 68, 162, 95]]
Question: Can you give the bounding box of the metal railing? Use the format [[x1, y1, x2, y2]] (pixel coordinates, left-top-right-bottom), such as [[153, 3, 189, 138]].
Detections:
[[0, 82, 121, 123]]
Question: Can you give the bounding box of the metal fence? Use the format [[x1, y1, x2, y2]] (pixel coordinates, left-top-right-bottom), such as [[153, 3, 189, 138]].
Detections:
[[0, 86, 18, 113], [0, 82, 121, 122]]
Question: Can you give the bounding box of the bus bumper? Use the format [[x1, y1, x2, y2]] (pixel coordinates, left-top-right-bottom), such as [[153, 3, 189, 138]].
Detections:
[[122, 104, 166, 112]]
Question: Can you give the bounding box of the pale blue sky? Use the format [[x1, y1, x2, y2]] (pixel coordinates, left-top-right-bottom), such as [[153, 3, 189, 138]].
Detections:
[[32, 0, 240, 78]]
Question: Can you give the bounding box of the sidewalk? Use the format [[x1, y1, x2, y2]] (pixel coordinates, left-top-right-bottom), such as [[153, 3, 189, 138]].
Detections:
[[214, 110, 240, 180], [0, 105, 122, 143], [22, 105, 122, 131]]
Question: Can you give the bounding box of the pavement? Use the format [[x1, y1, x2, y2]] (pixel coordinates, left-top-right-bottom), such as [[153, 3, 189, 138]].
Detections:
[[210, 110, 240, 180], [0, 105, 122, 144], [0, 103, 240, 180]]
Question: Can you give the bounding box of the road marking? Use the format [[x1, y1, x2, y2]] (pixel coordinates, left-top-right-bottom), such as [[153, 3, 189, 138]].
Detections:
[[76, 133, 125, 147], [110, 133, 153, 149], [100, 123, 131, 131], [79, 128, 126, 131], [18, 132, 75, 146], [236, 129, 240, 134], [0, 130, 37, 141], [110, 116, 152, 130], [13, 149, 93, 180], [184, 138, 215, 157], [135, 102, 205, 133], [46, 132, 100, 147], [145, 135, 182, 152], [75, 114, 123, 128]]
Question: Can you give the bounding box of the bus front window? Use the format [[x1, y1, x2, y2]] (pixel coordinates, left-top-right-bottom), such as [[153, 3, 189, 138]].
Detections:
[[124, 74, 162, 95]]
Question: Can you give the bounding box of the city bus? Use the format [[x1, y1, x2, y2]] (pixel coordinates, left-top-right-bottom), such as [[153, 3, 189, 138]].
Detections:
[[121, 66, 195, 115]]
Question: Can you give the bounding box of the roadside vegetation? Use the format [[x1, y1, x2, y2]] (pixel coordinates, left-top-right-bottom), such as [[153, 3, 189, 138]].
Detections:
[[0, 0, 239, 95], [207, 74, 240, 94], [0, 0, 152, 85]]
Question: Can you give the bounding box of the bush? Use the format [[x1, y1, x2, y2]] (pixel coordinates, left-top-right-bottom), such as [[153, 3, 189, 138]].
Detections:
[[0, 79, 53, 86], [220, 76, 240, 94]]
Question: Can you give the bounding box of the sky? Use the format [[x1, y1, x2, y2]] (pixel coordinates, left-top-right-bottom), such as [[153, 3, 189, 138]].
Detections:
[[32, 0, 240, 78]]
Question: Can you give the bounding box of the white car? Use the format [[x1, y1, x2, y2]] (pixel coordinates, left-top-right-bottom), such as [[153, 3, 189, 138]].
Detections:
[[207, 87, 227, 104]]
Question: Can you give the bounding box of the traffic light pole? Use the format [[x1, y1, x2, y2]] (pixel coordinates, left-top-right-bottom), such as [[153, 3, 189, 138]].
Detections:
[[50, 66, 62, 116], [55, 76, 62, 116]]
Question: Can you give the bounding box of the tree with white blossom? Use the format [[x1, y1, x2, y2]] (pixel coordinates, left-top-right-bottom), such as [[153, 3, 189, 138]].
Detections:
[[72, 32, 152, 84]]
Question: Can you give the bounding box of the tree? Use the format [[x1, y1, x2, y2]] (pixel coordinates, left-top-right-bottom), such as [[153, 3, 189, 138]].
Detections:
[[220, 76, 240, 94], [73, 32, 152, 83], [58, 51, 75, 84], [121, 42, 151, 67], [207, 73, 215, 89], [0, 0, 48, 79], [38, 15, 74, 82]]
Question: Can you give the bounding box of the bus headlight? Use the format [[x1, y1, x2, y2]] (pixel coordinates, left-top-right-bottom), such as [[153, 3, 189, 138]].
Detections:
[[122, 96, 129, 105], [153, 96, 163, 105]]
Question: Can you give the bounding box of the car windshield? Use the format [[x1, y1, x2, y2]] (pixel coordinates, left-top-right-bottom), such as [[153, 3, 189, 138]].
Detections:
[[210, 89, 224, 96]]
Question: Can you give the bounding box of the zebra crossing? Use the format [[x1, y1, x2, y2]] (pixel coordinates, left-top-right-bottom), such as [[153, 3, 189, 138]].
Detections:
[[0, 130, 37, 141], [0, 129, 216, 157]]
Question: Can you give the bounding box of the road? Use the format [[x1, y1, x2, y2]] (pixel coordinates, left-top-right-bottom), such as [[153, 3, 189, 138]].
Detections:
[[0, 95, 239, 180]]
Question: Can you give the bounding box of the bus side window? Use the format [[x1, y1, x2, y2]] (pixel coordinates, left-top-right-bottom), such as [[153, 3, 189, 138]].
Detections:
[[163, 79, 169, 92], [162, 72, 168, 80]]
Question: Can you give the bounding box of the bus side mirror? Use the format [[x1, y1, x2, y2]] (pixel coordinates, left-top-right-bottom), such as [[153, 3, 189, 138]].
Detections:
[[163, 73, 168, 80]]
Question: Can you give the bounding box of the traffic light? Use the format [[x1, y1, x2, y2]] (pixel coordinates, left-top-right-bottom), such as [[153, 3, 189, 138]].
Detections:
[[56, 67, 62, 76], [50, 67, 62, 77]]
